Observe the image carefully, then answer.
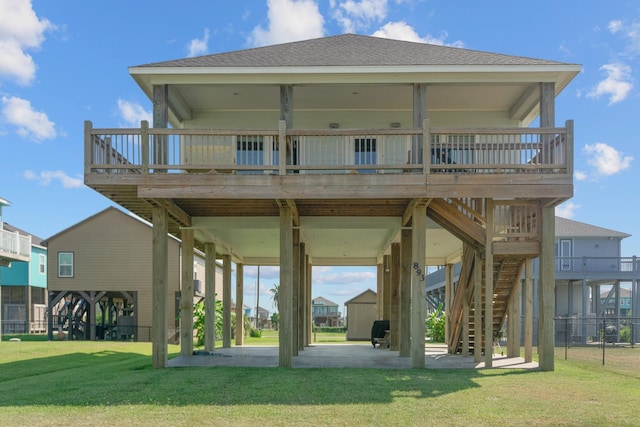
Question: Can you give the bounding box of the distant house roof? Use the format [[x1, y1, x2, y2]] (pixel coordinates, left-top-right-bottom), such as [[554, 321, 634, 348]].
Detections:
[[42, 206, 181, 245], [345, 289, 377, 305], [312, 296, 339, 307], [134, 33, 573, 69], [1, 222, 45, 247], [556, 217, 630, 239]]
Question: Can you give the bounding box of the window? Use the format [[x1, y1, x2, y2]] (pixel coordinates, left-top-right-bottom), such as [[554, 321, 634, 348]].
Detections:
[[58, 252, 74, 278], [39, 254, 46, 274]]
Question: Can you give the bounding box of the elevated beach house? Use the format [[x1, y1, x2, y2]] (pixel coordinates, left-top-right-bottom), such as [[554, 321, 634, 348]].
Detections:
[[84, 34, 580, 369]]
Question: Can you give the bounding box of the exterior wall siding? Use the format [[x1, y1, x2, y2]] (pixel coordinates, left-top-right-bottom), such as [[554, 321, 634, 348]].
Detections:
[[47, 208, 181, 335]]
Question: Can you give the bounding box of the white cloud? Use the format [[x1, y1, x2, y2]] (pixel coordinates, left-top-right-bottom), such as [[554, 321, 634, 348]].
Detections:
[[116, 98, 151, 126], [313, 269, 376, 285], [607, 19, 640, 56], [584, 142, 633, 176], [608, 20, 623, 34], [187, 28, 209, 57], [0, 0, 53, 85], [332, 0, 388, 33], [249, 0, 325, 47], [1, 95, 55, 141], [555, 202, 580, 219], [574, 170, 588, 181], [587, 63, 633, 105], [372, 21, 464, 47], [24, 169, 83, 189]]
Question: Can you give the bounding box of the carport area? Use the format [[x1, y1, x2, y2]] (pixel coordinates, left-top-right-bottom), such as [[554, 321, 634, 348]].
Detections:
[[168, 343, 539, 369]]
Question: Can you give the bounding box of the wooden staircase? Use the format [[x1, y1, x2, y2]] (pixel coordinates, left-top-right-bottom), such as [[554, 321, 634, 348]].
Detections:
[[427, 198, 534, 355]]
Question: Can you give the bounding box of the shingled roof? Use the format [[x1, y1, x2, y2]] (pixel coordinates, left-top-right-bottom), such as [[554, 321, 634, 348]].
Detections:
[[133, 33, 572, 69], [556, 217, 630, 239]]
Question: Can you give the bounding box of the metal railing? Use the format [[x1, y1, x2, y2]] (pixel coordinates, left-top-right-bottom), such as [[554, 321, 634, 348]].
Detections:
[[85, 120, 573, 176], [556, 256, 639, 274]]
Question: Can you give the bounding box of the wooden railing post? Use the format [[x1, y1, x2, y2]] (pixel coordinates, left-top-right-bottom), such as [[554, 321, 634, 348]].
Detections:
[[84, 121, 92, 175], [141, 121, 149, 174], [279, 120, 287, 175], [565, 119, 574, 177], [423, 119, 430, 174]]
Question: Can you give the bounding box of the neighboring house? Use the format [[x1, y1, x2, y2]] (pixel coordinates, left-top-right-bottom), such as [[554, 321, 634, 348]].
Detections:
[[345, 289, 377, 341], [253, 306, 270, 329], [427, 216, 639, 345], [312, 296, 340, 327], [600, 288, 632, 317], [84, 33, 580, 369], [43, 206, 219, 342], [1, 196, 47, 336]]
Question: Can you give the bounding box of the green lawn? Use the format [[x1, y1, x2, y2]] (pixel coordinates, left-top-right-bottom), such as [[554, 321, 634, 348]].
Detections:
[[0, 341, 638, 426]]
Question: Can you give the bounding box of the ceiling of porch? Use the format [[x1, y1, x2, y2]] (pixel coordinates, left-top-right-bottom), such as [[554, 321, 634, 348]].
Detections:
[[169, 82, 540, 124]]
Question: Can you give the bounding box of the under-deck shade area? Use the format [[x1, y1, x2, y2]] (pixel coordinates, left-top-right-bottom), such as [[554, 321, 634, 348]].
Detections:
[[83, 34, 580, 370]]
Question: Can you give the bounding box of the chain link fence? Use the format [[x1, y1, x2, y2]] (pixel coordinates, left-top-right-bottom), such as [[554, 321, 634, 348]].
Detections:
[[554, 316, 640, 377]]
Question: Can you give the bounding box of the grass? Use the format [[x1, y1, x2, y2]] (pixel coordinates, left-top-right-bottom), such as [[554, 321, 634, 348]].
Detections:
[[1, 341, 639, 426]]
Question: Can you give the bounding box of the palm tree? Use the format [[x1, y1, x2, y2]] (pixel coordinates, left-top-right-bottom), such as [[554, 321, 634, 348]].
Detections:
[[269, 283, 279, 312]]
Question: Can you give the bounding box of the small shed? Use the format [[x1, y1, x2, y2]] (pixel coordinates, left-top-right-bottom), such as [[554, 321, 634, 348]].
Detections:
[[345, 289, 377, 341]]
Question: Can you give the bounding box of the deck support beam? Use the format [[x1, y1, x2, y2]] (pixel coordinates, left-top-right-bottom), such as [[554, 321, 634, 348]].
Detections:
[[411, 201, 427, 368], [180, 228, 194, 356], [152, 205, 168, 368]]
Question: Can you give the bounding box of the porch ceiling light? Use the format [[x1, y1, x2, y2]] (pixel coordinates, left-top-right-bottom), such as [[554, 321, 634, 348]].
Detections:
[[390, 122, 401, 128], [329, 122, 340, 129]]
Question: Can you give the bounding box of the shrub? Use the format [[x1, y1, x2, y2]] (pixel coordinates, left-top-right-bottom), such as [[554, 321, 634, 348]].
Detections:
[[426, 304, 446, 342], [249, 328, 262, 338]]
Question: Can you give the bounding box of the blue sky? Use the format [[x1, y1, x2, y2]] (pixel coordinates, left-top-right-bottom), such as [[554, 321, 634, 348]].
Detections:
[[1, 0, 639, 313]]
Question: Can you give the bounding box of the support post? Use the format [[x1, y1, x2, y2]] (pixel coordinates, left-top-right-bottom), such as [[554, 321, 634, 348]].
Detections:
[[508, 271, 522, 358], [376, 263, 383, 319], [235, 263, 244, 346], [474, 251, 482, 363], [292, 229, 300, 356], [152, 205, 168, 368], [299, 242, 306, 352], [400, 229, 412, 357], [445, 264, 453, 350], [538, 206, 556, 371], [222, 254, 232, 348], [484, 198, 494, 368], [524, 258, 534, 363], [204, 243, 216, 352], [180, 228, 194, 356], [411, 202, 427, 368], [390, 242, 401, 351], [279, 205, 293, 367]]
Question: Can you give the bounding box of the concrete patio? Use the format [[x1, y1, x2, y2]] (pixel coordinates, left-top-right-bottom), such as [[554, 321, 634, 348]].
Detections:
[[167, 343, 539, 370]]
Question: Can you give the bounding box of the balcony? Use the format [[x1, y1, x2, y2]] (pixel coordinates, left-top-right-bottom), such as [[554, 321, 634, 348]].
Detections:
[[0, 228, 31, 266], [85, 120, 573, 180]]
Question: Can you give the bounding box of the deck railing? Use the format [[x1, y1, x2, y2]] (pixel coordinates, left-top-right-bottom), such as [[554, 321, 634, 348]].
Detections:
[[84, 120, 573, 176], [556, 256, 639, 275], [0, 227, 31, 262]]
